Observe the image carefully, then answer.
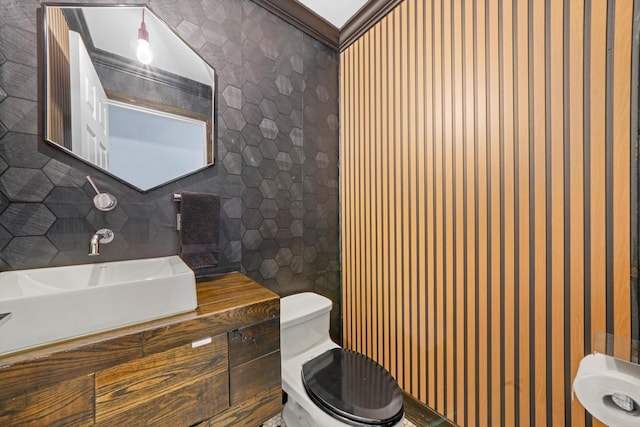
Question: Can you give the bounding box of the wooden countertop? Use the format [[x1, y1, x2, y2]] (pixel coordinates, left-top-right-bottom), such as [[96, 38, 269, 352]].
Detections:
[[0, 272, 280, 402]]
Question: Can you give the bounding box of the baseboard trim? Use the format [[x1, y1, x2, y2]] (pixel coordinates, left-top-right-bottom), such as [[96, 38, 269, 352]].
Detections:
[[402, 391, 457, 427]]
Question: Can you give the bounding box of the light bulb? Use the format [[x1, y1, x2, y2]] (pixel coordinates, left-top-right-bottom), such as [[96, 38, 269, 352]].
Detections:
[[137, 38, 152, 64]]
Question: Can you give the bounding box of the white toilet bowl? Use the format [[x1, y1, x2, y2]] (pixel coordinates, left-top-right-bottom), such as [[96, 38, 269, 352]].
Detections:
[[280, 293, 404, 427]]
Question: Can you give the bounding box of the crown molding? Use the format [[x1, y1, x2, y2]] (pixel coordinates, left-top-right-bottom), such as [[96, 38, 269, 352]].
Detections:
[[339, 0, 402, 51], [252, 0, 401, 53], [251, 0, 339, 50]]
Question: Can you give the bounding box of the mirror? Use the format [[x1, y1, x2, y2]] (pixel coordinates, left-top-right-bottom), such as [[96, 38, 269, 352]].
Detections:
[[43, 5, 216, 192]]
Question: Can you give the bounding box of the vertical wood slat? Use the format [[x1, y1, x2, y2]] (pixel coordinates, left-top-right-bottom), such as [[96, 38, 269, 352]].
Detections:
[[549, 0, 566, 424], [569, 0, 586, 425], [425, 0, 436, 410], [415, 0, 427, 403], [463, 0, 477, 424], [474, 0, 490, 423], [515, 0, 532, 424], [340, 1, 635, 426]]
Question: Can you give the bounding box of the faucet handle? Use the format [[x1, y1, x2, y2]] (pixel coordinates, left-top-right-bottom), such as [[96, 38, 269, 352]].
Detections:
[[96, 229, 114, 243]]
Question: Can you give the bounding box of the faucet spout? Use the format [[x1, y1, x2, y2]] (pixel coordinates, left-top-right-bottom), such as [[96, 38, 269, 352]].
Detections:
[[89, 229, 114, 256]]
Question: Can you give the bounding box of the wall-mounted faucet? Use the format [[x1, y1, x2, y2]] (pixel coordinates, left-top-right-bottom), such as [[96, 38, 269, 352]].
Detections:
[[89, 229, 114, 256]]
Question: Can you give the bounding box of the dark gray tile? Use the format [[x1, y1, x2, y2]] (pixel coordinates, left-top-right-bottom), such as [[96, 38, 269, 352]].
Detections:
[[259, 118, 278, 139], [0, 61, 36, 100], [315, 152, 329, 170], [222, 197, 242, 219], [222, 152, 241, 175], [222, 40, 243, 66], [0, 120, 7, 140], [290, 146, 305, 165], [0, 97, 37, 133], [0, 25, 36, 67], [259, 179, 278, 199], [121, 218, 157, 245], [275, 172, 293, 191], [223, 174, 242, 196], [242, 166, 262, 188], [224, 239, 241, 263], [41, 159, 87, 187], [275, 75, 293, 96], [289, 127, 303, 147], [2, 236, 58, 269], [243, 187, 262, 209], [275, 266, 293, 285], [275, 247, 293, 266], [242, 208, 262, 229], [258, 158, 278, 179], [0, 224, 11, 250], [44, 187, 92, 218], [289, 219, 303, 237], [259, 218, 278, 238], [259, 238, 279, 259], [289, 54, 303, 74], [85, 206, 129, 232], [242, 102, 263, 126], [260, 98, 278, 120], [0, 168, 53, 202], [222, 108, 246, 132], [242, 145, 263, 167], [243, 250, 263, 271], [0, 132, 49, 169], [290, 201, 304, 219], [46, 218, 94, 251], [259, 139, 278, 160], [275, 94, 293, 115], [0, 203, 55, 236], [259, 198, 277, 219], [242, 80, 264, 105], [222, 85, 242, 110], [242, 229, 263, 250], [275, 209, 292, 229], [327, 114, 339, 132], [290, 254, 303, 274]]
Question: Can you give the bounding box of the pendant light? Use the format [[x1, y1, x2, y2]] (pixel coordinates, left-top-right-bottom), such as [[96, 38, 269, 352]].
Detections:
[[136, 9, 152, 64]]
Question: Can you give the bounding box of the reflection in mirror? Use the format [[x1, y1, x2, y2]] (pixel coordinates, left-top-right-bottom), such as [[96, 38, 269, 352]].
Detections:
[[44, 5, 216, 191]]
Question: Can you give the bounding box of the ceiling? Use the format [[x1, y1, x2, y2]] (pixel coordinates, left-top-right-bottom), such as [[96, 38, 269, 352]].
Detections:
[[296, 0, 368, 28]]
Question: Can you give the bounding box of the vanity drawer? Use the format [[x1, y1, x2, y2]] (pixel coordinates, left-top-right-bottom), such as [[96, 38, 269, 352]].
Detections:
[[230, 350, 281, 406], [95, 333, 228, 424], [228, 317, 280, 367], [0, 374, 94, 427]]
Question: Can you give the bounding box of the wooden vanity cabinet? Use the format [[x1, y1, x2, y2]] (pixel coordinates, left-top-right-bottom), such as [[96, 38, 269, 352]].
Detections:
[[0, 273, 281, 427]]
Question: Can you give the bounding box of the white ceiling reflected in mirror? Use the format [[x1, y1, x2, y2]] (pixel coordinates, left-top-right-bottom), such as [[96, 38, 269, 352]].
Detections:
[[44, 5, 216, 192]]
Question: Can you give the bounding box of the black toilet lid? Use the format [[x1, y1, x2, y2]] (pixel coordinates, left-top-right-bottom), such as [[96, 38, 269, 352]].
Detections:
[[301, 348, 404, 426]]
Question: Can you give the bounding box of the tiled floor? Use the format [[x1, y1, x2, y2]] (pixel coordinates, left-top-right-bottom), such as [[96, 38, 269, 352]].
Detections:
[[261, 413, 418, 427]]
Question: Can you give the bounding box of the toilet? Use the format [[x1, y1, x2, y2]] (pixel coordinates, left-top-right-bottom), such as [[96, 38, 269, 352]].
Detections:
[[280, 292, 404, 427]]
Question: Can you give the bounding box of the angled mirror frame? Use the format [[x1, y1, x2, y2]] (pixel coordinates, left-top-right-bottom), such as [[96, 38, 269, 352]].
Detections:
[[43, 4, 216, 192]]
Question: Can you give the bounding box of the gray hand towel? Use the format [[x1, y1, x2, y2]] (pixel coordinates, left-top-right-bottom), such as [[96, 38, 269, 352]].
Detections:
[[178, 191, 220, 273]]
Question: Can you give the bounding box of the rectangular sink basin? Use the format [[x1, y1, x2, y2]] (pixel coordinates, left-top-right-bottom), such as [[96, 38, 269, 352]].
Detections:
[[0, 256, 196, 356]]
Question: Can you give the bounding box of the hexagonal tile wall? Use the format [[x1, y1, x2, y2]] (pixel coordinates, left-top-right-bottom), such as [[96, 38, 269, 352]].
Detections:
[[0, 0, 340, 340]]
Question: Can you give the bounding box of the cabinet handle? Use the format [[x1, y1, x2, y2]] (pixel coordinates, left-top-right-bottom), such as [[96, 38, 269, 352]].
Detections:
[[191, 337, 212, 348]]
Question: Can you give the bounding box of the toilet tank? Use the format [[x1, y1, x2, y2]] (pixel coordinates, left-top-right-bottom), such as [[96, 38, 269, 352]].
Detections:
[[280, 292, 332, 358]]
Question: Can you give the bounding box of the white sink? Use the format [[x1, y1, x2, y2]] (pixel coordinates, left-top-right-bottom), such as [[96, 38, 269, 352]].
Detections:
[[0, 256, 197, 355]]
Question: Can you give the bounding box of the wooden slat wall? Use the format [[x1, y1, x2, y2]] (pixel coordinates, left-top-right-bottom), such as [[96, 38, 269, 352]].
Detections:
[[339, 0, 637, 426], [46, 7, 72, 149]]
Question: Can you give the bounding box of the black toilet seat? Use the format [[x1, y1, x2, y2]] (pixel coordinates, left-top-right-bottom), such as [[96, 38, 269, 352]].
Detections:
[[301, 348, 404, 426]]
